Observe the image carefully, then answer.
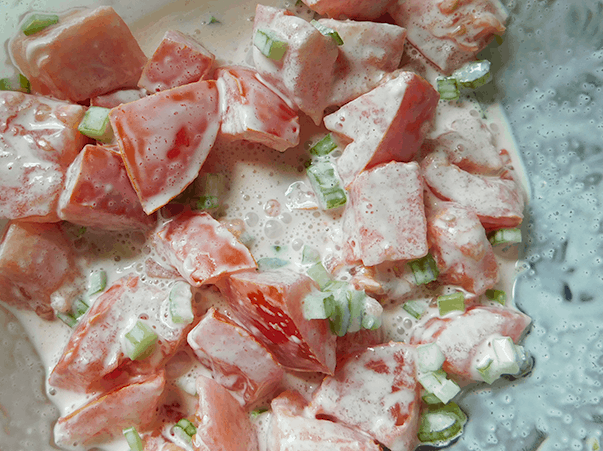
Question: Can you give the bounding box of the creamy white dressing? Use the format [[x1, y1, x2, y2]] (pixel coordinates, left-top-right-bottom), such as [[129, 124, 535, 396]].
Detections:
[[0, 1, 532, 450]]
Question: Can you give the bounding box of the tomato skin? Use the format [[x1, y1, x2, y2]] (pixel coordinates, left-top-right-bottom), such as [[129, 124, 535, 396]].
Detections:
[[325, 71, 439, 187], [389, 0, 507, 74], [427, 200, 499, 295], [153, 211, 257, 286], [343, 161, 428, 267], [216, 66, 300, 152], [110, 80, 220, 214], [58, 144, 156, 231], [410, 306, 531, 379], [54, 371, 165, 448], [138, 30, 215, 93], [217, 269, 337, 374], [307, 342, 421, 451], [187, 307, 284, 406], [10, 6, 147, 102], [0, 221, 82, 320], [192, 376, 259, 451]]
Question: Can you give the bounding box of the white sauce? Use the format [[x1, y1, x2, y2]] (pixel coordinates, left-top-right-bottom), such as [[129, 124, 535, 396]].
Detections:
[[0, 1, 532, 450]]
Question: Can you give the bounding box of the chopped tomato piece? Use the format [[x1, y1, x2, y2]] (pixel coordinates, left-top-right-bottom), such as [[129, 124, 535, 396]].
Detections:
[[0, 221, 82, 320], [58, 144, 156, 231], [110, 80, 220, 214], [252, 5, 338, 125], [410, 306, 531, 379], [49, 275, 193, 393], [325, 71, 439, 187], [153, 211, 256, 286], [335, 328, 384, 368], [269, 390, 382, 451], [425, 116, 504, 175], [10, 6, 147, 102], [90, 89, 147, 108], [217, 269, 336, 374], [427, 200, 498, 295], [320, 19, 407, 106], [343, 162, 428, 266], [301, 0, 393, 20], [54, 372, 165, 448], [187, 307, 284, 406], [389, 0, 508, 73], [138, 30, 215, 93], [307, 342, 420, 451], [216, 66, 299, 152], [193, 376, 259, 451], [0, 91, 87, 221], [421, 151, 524, 230]]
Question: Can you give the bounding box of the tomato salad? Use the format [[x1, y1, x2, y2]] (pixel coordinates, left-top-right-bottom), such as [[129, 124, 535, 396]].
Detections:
[[0, 1, 531, 450]]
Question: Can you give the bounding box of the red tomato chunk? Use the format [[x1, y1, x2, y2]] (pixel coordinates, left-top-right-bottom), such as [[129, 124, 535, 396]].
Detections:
[[10, 6, 147, 102]]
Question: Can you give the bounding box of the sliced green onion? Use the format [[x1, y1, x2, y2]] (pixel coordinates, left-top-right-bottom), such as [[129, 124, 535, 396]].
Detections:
[[361, 296, 382, 331], [418, 402, 467, 445], [485, 289, 506, 305], [329, 287, 351, 337], [436, 77, 459, 100], [452, 60, 492, 89], [78, 106, 113, 143], [408, 254, 439, 285], [169, 281, 194, 325], [57, 311, 77, 328], [123, 427, 143, 451], [310, 20, 344, 45], [306, 160, 347, 210], [88, 270, 107, 296], [174, 418, 197, 439], [124, 320, 158, 360], [254, 29, 288, 61], [196, 195, 219, 210], [417, 343, 445, 373], [22, 13, 59, 36], [403, 300, 427, 319], [72, 299, 89, 319], [0, 74, 31, 93], [250, 407, 269, 419], [489, 228, 522, 246], [422, 392, 443, 405], [476, 336, 524, 384], [302, 290, 335, 320], [301, 245, 320, 265], [347, 289, 366, 333], [309, 134, 338, 157], [257, 257, 289, 271], [307, 262, 331, 290], [437, 292, 465, 316], [418, 370, 461, 405]]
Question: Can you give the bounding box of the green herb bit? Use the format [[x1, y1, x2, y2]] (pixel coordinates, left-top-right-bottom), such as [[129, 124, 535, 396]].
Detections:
[[436, 76, 459, 100], [196, 195, 219, 210], [250, 407, 269, 419], [310, 20, 344, 45], [306, 160, 347, 210], [88, 270, 107, 296], [123, 427, 143, 451], [257, 257, 289, 271], [437, 292, 465, 316], [301, 245, 320, 265], [57, 311, 77, 328], [418, 402, 467, 445], [254, 29, 288, 61], [175, 418, 197, 437], [208, 16, 220, 24], [485, 288, 506, 305], [306, 262, 332, 290], [309, 133, 338, 157], [124, 320, 158, 360], [0, 74, 31, 93], [403, 300, 427, 319], [78, 106, 113, 143], [169, 281, 194, 325], [408, 253, 439, 285], [22, 13, 59, 36], [489, 228, 522, 246], [452, 60, 492, 89]]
